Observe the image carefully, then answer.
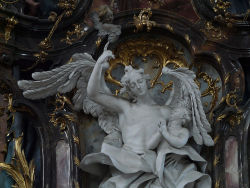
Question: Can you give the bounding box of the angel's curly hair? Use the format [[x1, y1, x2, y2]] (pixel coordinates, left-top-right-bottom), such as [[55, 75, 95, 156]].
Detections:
[[120, 66, 150, 101]]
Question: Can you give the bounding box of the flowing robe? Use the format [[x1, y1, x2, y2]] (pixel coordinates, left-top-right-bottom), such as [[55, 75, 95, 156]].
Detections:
[[80, 138, 211, 188]]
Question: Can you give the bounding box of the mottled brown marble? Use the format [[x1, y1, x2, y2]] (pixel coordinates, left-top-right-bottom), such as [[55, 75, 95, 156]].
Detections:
[[0, 94, 8, 162]]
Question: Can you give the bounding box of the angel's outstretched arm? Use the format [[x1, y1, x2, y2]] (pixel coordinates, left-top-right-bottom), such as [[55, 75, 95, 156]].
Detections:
[[87, 44, 129, 113]]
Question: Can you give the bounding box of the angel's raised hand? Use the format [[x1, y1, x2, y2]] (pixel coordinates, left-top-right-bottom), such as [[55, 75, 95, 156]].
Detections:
[[97, 43, 115, 65]]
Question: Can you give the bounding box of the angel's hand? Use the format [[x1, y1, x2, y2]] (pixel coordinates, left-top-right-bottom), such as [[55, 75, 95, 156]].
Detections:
[[97, 42, 115, 66], [158, 121, 167, 135]]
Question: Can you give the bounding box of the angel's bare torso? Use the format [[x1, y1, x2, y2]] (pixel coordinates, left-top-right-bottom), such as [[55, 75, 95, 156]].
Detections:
[[119, 103, 170, 153]]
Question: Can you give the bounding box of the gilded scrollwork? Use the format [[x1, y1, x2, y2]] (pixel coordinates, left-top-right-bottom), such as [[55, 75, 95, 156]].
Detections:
[[5, 16, 18, 43], [106, 38, 187, 87], [133, 8, 156, 32], [201, 21, 228, 40], [165, 24, 174, 33], [0, 135, 35, 188], [35, 0, 78, 63], [197, 72, 221, 119], [74, 180, 80, 188], [216, 90, 243, 127], [61, 24, 86, 45], [73, 135, 80, 145], [215, 179, 221, 188], [74, 156, 80, 167], [49, 93, 76, 131], [213, 155, 220, 166]]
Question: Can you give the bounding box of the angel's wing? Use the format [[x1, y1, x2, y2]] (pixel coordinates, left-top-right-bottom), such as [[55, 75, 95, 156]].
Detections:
[[163, 67, 214, 146], [18, 52, 119, 134]]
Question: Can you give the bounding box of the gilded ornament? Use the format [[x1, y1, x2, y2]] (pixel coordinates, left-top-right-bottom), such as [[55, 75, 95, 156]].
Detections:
[[165, 24, 174, 33], [215, 179, 220, 188], [35, 0, 78, 62], [201, 21, 227, 40], [213, 135, 220, 144], [49, 94, 76, 131], [216, 91, 243, 127], [74, 156, 80, 167], [228, 112, 243, 127], [216, 113, 227, 122], [61, 24, 86, 45], [6, 93, 15, 113], [96, 37, 102, 47], [197, 72, 221, 119], [147, 0, 165, 8], [133, 8, 156, 32], [224, 73, 230, 84], [184, 34, 191, 45], [214, 53, 221, 64], [73, 136, 80, 145], [5, 16, 18, 43], [48, 11, 58, 22], [34, 50, 48, 63], [0, 135, 35, 188], [210, 0, 236, 27], [213, 155, 220, 166], [106, 38, 187, 88], [74, 180, 80, 188]]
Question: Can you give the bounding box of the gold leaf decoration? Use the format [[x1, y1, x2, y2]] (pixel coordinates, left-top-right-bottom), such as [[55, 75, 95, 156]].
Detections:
[[61, 24, 86, 45], [5, 16, 18, 43], [213, 155, 220, 166], [106, 38, 187, 87], [224, 73, 230, 84], [216, 114, 227, 122], [165, 24, 174, 33], [184, 34, 191, 45], [0, 136, 35, 188], [74, 180, 80, 188], [73, 136, 80, 145], [74, 156, 80, 167], [213, 135, 220, 144], [49, 93, 76, 131], [215, 179, 220, 188], [133, 8, 156, 32]]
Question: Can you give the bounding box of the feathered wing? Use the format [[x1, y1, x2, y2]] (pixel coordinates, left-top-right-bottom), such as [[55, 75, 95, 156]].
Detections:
[[163, 67, 214, 146], [18, 52, 119, 134]]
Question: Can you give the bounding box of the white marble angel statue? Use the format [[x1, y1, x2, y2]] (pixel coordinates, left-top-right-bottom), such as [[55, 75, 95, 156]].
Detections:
[[18, 42, 214, 188]]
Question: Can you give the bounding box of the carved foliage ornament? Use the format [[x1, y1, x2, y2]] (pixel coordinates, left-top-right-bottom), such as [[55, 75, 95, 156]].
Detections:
[[0, 135, 35, 188], [133, 8, 156, 32]]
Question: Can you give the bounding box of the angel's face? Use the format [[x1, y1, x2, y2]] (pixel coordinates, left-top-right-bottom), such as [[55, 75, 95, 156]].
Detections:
[[128, 74, 148, 97]]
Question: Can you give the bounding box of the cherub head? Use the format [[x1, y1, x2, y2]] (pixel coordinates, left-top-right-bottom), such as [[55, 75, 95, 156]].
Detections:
[[169, 107, 191, 127], [120, 66, 151, 100]]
